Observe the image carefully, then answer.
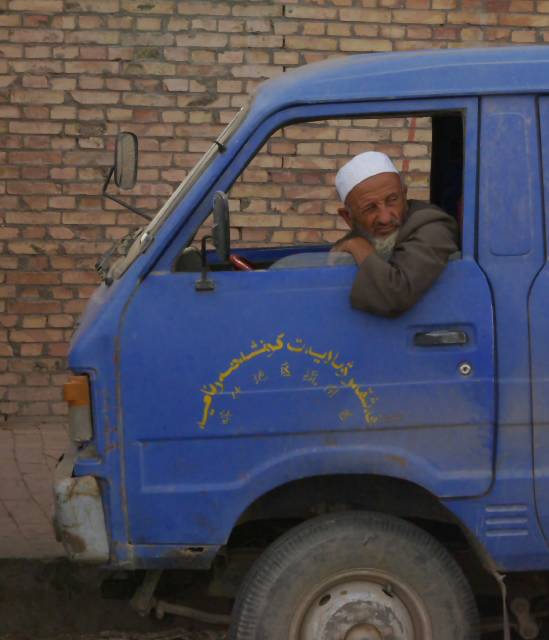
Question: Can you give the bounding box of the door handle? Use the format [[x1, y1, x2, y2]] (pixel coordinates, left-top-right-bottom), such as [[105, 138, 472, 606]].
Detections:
[[414, 329, 469, 347]]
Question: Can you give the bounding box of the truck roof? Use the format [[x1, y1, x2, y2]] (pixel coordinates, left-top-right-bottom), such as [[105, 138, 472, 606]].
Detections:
[[251, 46, 549, 118]]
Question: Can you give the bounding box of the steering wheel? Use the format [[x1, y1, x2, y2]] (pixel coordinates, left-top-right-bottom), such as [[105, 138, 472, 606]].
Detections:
[[229, 254, 256, 271]]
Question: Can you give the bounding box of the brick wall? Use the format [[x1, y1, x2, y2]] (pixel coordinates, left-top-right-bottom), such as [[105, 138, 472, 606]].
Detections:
[[1, 0, 548, 420]]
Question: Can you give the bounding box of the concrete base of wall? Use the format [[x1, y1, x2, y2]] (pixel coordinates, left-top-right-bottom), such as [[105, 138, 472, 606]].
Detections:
[[0, 421, 68, 559]]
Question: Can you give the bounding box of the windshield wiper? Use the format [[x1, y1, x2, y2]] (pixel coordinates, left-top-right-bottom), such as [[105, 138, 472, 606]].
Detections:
[[96, 227, 142, 284]]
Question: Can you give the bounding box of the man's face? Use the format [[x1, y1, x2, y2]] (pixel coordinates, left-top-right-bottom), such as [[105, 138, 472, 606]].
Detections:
[[339, 172, 408, 239]]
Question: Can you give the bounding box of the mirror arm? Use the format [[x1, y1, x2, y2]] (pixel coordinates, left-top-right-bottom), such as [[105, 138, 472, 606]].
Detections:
[[102, 165, 153, 221], [195, 235, 215, 292]]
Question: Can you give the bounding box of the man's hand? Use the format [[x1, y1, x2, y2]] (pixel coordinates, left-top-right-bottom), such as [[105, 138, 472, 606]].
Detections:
[[330, 236, 375, 265]]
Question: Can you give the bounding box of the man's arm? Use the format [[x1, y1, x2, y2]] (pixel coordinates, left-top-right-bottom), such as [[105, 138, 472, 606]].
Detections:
[[331, 235, 375, 264], [350, 211, 459, 316]]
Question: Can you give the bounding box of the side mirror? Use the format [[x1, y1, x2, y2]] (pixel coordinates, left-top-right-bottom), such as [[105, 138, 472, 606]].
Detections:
[[114, 132, 138, 190], [195, 191, 230, 292], [211, 191, 230, 262]]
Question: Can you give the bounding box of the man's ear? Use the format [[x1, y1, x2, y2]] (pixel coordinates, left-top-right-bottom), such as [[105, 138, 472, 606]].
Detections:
[[338, 207, 353, 228]]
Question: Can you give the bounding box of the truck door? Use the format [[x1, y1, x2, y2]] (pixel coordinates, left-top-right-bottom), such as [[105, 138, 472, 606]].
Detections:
[[529, 97, 549, 543], [117, 99, 497, 547]]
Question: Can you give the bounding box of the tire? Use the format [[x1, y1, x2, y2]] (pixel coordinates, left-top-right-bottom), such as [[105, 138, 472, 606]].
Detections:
[[229, 511, 479, 640]]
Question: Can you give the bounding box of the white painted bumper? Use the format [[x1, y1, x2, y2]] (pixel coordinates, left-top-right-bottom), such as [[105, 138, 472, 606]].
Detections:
[[53, 451, 109, 563]]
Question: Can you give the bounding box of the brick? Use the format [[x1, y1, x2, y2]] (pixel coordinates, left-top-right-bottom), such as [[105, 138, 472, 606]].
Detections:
[[282, 214, 334, 229], [230, 34, 284, 48], [11, 30, 64, 44], [393, 10, 447, 23], [78, 15, 104, 29], [23, 15, 48, 28], [48, 314, 73, 328], [162, 79, 190, 93], [65, 61, 119, 74], [340, 8, 392, 21], [136, 17, 162, 30], [66, 30, 119, 45], [22, 101, 51, 120], [271, 230, 295, 243], [0, 106, 19, 119], [10, 90, 64, 105], [10, 122, 62, 134], [80, 46, 108, 61], [24, 46, 52, 59], [166, 17, 190, 31], [121, 0, 173, 11], [50, 106, 77, 120], [10, 329, 64, 343], [71, 90, 120, 105], [178, 1, 230, 15], [285, 5, 337, 19], [232, 4, 283, 17], [499, 13, 549, 27], [0, 15, 20, 26], [67, 0, 120, 10], [192, 17, 217, 31], [15, 59, 63, 77], [51, 15, 76, 29], [9, 0, 62, 9], [511, 29, 537, 42], [120, 32, 174, 46], [214, 19, 241, 35], [10, 151, 62, 165], [353, 24, 379, 37], [231, 213, 281, 228], [0, 44, 23, 57], [273, 20, 299, 35], [176, 32, 228, 47], [125, 60, 176, 75], [22, 317, 47, 329], [407, 25, 433, 38], [340, 38, 392, 51], [447, 11, 499, 25], [285, 36, 337, 51], [52, 45, 79, 59]]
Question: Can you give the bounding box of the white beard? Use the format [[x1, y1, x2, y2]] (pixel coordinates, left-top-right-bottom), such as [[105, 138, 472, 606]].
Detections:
[[371, 230, 399, 261]]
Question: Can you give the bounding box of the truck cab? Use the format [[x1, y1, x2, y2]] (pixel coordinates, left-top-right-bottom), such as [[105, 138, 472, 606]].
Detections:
[[54, 47, 549, 639]]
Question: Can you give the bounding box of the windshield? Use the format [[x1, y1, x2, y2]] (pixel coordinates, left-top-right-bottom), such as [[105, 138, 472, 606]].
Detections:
[[107, 103, 250, 281]]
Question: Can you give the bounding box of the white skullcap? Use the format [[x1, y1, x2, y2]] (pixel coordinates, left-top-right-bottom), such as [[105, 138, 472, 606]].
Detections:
[[335, 151, 399, 203]]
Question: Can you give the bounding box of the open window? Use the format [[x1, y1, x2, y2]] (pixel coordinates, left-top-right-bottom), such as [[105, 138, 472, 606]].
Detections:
[[174, 108, 466, 273]]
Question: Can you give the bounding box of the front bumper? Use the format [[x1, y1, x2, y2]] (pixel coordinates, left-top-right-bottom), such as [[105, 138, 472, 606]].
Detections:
[[53, 450, 109, 563]]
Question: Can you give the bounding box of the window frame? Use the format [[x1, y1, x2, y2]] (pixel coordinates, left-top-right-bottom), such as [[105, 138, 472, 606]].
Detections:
[[158, 97, 479, 272]]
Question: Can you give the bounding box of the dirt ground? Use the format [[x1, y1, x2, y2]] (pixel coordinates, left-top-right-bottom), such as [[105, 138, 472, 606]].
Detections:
[[0, 560, 227, 640], [1, 559, 547, 640], [0, 634, 225, 640]]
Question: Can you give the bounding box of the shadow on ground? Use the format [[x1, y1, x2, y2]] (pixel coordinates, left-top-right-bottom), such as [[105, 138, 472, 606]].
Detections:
[[0, 560, 227, 640]]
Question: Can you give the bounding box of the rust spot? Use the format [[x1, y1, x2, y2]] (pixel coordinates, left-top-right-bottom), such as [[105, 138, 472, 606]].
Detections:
[[172, 546, 206, 557], [61, 530, 87, 554], [384, 454, 407, 468]]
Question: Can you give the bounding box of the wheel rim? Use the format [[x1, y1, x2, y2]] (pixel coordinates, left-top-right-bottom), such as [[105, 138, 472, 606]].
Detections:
[[290, 569, 432, 640]]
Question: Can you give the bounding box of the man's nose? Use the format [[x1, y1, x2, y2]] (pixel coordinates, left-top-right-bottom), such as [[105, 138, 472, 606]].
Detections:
[[377, 206, 394, 224]]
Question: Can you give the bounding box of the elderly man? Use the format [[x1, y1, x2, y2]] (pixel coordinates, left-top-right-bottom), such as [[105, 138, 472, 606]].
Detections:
[[332, 151, 459, 316]]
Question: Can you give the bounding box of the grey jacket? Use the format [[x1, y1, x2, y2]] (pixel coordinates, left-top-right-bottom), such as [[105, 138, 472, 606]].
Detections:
[[350, 200, 459, 317]]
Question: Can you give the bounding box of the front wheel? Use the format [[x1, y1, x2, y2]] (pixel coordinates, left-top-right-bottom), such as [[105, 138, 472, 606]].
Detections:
[[229, 511, 479, 640]]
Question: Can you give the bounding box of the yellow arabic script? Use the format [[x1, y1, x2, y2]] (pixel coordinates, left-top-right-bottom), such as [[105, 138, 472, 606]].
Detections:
[[198, 333, 377, 429]]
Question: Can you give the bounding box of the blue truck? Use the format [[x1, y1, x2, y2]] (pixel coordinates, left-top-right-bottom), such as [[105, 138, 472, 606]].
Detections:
[[53, 46, 549, 639]]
